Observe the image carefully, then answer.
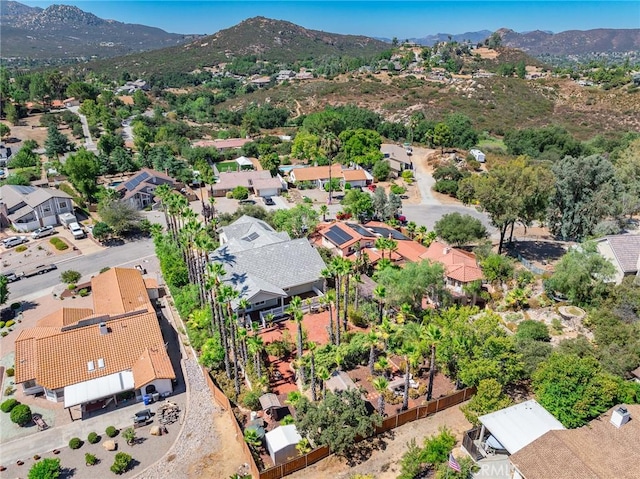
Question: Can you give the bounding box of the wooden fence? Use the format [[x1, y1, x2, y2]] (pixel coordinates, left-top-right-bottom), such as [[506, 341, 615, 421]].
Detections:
[[202, 365, 475, 479], [257, 386, 477, 479]]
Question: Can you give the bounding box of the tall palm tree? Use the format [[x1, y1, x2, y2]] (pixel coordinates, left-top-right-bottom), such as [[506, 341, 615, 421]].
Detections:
[[247, 335, 265, 380], [366, 331, 381, 375], [238, 298, 251, 329], [317, 367, 331, 400], [406, 221, 417, 239], [333, 257, 352, 333], [319, 204, 329, 222], [237, 326, 249, 370], [374, 356, 391, 379], [328, 259, 342, 344], [373, 285, 386, 324], [307, 341, 317, 401], [220, 284, 241, 398], [352, 271, 362, 310], [372, 376, 390, 416], [286, 296, 305, 384], [424, 324, 443, 401]]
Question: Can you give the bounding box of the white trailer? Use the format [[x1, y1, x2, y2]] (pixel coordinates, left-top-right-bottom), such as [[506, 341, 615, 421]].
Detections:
[[470, 149, 486, 163]]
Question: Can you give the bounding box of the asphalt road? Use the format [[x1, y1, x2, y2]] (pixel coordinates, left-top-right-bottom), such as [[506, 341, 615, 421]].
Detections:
[[7, 237, 155, 301]]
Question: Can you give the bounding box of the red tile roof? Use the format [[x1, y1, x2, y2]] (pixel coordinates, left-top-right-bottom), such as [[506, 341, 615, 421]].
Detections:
[[420, 241, 483, 283]]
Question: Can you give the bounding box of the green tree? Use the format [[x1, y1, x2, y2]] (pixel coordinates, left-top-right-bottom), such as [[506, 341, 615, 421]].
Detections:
[[44, 124, 71, 159], [429, 123, 453, 153], [271, 204, 319, 238], [10, 403, 32, 426], [338, 129, 383, 167], [295, 388, 381, 457], [376, 260, 445, 310], [341, 189, 374, 222], [8, 145, 39, 168], [545, 242, 615, 305], [372, 160, 390, 181], [480, 253, 513, 285], [5, 102, 19, 125], [532, 353, 623, 428], [461, 378, 511, 426], [259, 152, 280, 176], [0, 275, 8, 306], [92, 221, 113, 241], [548, 155, 621, 240], [28, 458, 61, 479], [434, 212, 487, 246], [0, 123, 9, 138], [291, 131, 321, 162], [98, 199, 142, 236], [60, 270, 82, 284], [516, 320, 550, 342], [64, 148, 100, 201]]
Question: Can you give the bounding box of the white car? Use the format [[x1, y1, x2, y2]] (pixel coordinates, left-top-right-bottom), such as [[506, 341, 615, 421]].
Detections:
[[31, 226, 55, 239], [69, 222, 86, 239], [2, 236, 28, 248]]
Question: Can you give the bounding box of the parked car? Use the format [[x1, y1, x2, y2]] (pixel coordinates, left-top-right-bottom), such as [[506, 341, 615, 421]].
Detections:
[[394, 214, 408, 225], [69, 222, 86, 239], [1, 272, 21, 283], [367, 184, 377, 192], [2, 236, 28, 248], [31, 226, 55, 239], [22, 264, 57, 278], [263, 196, 275, 206]]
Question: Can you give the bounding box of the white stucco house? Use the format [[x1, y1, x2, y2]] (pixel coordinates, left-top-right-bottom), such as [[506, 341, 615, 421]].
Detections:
[[0, 184, 74, 232]]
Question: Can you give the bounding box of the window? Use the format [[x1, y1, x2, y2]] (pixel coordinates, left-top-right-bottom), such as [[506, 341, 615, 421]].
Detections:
[[59, 201, 67, 209], [254, 300, 265, 306], [97, 358, 105, 369], [43, 205, 51, 213], [87, 361, 95, 371]]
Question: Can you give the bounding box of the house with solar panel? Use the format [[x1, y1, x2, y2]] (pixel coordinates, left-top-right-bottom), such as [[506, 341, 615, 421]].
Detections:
[[115, 168, 177, 210], [209, 216, 327, 324]]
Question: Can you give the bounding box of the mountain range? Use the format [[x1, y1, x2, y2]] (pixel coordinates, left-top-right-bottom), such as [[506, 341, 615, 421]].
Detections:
[[0, 1, 199, 62]]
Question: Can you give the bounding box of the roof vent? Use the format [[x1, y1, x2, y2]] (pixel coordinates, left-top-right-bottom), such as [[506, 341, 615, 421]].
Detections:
[[611, 406, 631, 428], [443, 247, 450, 255], [99, 322, 109, 335]]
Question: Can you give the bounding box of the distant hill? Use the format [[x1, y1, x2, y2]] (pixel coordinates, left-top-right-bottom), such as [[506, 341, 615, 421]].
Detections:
[[376, 31, 492, 46], [83, 16, 391, 77], [0, 1, 199, 63], [497, 28, 640, 55]]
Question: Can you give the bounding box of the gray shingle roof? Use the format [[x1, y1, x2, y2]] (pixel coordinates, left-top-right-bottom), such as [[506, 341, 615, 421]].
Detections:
[[604, 234, 640, 273], [220, 215, 289, 253], [1, 185, 72, 210]]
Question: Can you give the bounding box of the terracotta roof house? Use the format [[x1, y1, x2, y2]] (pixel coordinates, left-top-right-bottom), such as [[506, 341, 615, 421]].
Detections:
[[317, 221, 427, 265], [115, 168, 176, 210], [509, 405, 640, 479], [211, 170, 286, 198], [210, 216, 326, 322], [0, 184, 74, 232], [289, 165, 373, 188], [420, 241, 483, 294], [14, 268, 174, 414], [381, 144, 413, 177], [596, 234, 640, 284]]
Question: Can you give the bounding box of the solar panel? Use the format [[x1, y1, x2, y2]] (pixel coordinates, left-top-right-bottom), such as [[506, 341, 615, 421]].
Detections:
[[242, 232, 260, 242], [325, 226, 353, 245], [369, 226, 408, 241], [346, 223, 376, 238], [123, 171, 151, 191]]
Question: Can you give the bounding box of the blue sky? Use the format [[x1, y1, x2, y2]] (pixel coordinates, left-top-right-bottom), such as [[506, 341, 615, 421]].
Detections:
[[22, 1, 640, 37]]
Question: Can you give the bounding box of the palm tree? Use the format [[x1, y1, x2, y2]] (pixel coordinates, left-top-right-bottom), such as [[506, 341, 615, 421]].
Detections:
[[319, 204, 329, 222], [285, 390, 303, 414], [372, 376, 390, 416], [333, 257, 352, 333], [317, 367, 331, 400], [374, 356, 391, 379], [238, 298, 251, 329], [237, 326, 249, 370], [373, 285, 386, 324], [286, 296, 305, 384], [463, 280, 483, 306], [247, 335, 265, 380], [220, 284, 241, 398], [307, 341, 317, 401], [406, 221, 417, 239], [296, 438, 312, 456], [366, 331, 381, 375], [424, 324, 443, 401], [352, 271, 362, 310], [324, 289, 336, 345], [244, 428, 262, 448]]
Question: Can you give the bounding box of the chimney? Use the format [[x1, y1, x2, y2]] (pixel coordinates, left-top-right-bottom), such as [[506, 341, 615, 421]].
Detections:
[[443, 247, 450, 255], [99, 322, 109, 335], [611, 406, 631, 428]]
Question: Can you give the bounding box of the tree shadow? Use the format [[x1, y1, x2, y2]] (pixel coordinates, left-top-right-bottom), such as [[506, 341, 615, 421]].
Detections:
[[345, 431, 393, 467], [128, 459, 142, 472], [59, 467, 77, 478]]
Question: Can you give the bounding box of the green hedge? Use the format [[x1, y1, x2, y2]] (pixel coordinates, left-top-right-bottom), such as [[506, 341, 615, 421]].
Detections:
[[50, 237, 68, 251]]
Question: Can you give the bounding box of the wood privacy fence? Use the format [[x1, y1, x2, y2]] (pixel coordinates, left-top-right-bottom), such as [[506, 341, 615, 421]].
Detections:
[[202, 365, 475, 479]]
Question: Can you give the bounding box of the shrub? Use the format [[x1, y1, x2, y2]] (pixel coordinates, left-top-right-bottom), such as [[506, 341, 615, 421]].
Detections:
[[1, 331, 8, 338], [240, 389, 262, 410], [110, 452, 132, 475], [88, 432, 100, 444], [348, 307, 368, 328], [106, 426, 119, 438], [231, 186, 249, 200], [6, 367, 15, 377], [50, 237, 68, 250], [5, 319, 15, 328], [122, 427, 136, 446], [28, 458, 61, 479], [85, 453, 98, 466], [99, 267, 111, 273], [10, 404, 32, 426], [1, 398, 19, 413], [78, 288, 89, 297], [4, 385, 15, 395], [390, 184, 406, 195], [69, 437, 83, 449], [0, 321, 5, 328], [61, 270, 82, 284], [67, 283, 76, 290], [15, 245, 27, 253]]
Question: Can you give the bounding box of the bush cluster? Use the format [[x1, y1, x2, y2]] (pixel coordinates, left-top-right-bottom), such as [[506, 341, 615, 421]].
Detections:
[[110, 452, 132, 475], [10, 404, 32, 426], [1, 398, 19, 413], [69, 437, 83, 449]]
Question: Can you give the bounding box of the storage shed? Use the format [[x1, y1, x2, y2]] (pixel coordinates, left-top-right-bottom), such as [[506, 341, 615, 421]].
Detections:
[[265, 424, 303, 465]]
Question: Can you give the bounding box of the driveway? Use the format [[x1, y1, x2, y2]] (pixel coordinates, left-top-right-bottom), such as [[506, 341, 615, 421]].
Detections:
[[67, 106, 97, 152]]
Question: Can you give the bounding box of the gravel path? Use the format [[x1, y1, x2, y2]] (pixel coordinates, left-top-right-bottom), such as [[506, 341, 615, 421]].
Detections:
[[133, 358, 221, 479]]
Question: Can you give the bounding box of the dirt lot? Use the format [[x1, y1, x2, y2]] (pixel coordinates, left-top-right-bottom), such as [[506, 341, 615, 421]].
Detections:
[[287, 403, 472, 479]]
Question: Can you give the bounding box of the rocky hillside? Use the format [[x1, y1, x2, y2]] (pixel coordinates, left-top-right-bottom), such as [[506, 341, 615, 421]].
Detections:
[[497, 28, 640, 55], [0, 1, 198, 63]]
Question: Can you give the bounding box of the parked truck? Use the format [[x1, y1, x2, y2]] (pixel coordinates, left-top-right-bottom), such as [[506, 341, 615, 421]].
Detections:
[[21, 264, 57, 278]]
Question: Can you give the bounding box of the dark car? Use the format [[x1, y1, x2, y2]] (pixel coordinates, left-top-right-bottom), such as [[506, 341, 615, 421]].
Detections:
[[263, 196, 275, 206], [1, 272, 21, 283]]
